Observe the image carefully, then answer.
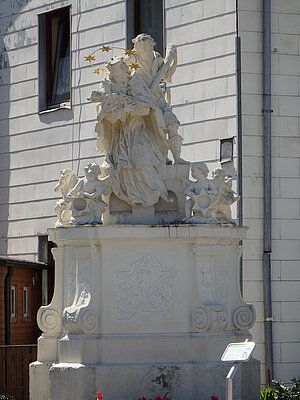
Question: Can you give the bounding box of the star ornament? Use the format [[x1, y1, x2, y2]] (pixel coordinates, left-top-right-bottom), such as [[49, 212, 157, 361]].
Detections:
[[129, 62, 140, 70], [124, 48, 135, 56], [101, 45, 111, 52], [85, 55, 96, 63], [94, 68, 104, 75]]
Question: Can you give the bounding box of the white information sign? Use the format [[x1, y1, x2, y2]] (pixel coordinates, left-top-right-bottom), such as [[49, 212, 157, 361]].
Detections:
[[221, 341, 255, 363]]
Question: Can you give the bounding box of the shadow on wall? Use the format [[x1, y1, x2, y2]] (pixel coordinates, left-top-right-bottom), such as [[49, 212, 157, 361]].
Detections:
[[0, 0, 31, 256]]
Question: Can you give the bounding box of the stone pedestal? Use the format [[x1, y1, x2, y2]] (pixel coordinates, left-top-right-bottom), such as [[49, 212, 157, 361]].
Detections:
[[30, 225, 260, 400]]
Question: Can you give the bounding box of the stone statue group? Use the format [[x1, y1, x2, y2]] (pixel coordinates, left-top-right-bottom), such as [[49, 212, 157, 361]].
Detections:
[[54, 34, 239, 227]]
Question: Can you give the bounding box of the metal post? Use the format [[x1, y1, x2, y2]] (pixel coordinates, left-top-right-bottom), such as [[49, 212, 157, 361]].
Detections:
[[226, 363, 240, 400]]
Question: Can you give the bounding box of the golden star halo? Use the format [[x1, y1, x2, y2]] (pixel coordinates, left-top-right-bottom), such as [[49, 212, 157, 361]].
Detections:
[[124, 49, 135, 56], [101, 45, 111, 52], [129, 62, 140, 70], [85, 55, 96, 63], [85, 45, 139, 75], [94, 68, 104, 75]]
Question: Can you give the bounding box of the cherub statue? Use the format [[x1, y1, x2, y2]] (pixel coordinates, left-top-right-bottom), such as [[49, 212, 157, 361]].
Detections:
[[66, 163, 111, 225], [185, 162, 217, 219], [54, 169, 79, 227], [211, 168, 239, 224]]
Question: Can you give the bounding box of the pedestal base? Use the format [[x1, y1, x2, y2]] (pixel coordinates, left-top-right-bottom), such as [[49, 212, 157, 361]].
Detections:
[[30, 359, 260, 400], [30, 224, 260, 399]]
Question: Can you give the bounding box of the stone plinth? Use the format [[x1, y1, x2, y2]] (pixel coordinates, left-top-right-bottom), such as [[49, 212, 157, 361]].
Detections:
[[30, 225, 260, 400]]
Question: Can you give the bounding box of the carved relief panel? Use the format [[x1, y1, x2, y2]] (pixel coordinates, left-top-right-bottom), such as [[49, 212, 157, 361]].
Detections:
[[117, 256, 173, 320]]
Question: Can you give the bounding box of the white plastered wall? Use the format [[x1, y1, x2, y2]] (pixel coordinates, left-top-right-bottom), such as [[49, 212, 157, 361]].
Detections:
[[166, 0, 238, 171], [239, 0, 300, 384]]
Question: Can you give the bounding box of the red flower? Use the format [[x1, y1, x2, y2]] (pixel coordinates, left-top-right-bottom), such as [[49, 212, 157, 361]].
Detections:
[[93, 392, 103, 400], [211, 396, 218, 400]]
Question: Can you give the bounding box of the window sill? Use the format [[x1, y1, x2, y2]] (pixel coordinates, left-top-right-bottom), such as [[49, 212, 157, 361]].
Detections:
[[39, 101, 71, 115]]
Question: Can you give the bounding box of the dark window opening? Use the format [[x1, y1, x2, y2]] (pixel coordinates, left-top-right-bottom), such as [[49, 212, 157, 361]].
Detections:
[[11, 285, 16, 320], [126, 0, 164, 55], [38, 235, 56, 305], [220, 137, 234, 163], [23, 286, 29, 318], [39, 6, 71, 111]]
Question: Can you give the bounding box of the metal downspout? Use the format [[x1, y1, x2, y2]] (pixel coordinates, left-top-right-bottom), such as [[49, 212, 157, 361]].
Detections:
[[4, 265, 14, 345], [263, 0, 274, 384], [235, 1, 243, 295]]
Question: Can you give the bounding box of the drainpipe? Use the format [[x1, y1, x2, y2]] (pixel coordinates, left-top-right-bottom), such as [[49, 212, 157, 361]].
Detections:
[[4, 265, 14, 345], [263, 0, 273, 385], [235, 0, 243, 294]]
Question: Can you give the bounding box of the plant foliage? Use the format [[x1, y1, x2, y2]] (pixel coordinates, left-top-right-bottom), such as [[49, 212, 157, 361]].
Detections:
[[261, 387, 277, 400], [261, 377, 300, 400]]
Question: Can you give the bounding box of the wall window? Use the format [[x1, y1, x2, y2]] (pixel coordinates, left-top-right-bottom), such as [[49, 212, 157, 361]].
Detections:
[[11, 285, 16, 319], [220, 137, 234, 163], [126, 0, 164, 55], [38, 6, 71, 111], [38, 235, 56, 306], [23, 287, 29, 318]]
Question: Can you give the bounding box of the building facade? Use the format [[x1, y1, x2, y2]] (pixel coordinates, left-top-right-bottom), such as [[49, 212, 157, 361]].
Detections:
[[0, 0, 299, 386]]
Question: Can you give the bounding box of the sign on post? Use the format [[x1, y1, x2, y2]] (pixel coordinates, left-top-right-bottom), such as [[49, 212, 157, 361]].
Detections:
[[221, 340, 256, 400], [221, 340, 256, 363]]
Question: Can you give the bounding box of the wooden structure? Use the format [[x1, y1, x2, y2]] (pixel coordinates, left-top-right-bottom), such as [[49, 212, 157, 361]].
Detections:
[[0, 258, 50, 345], [0, 345, 37, 400], [0, 251, 54, 399]]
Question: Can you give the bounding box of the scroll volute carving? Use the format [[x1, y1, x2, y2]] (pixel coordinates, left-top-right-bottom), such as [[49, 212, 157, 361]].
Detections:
[[37, 248, 63, 335], [192, 244, 228, 333], [62, 256, 100, 335]]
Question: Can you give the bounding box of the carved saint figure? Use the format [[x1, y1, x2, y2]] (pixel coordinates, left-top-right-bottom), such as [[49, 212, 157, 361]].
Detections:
[[89, 33, 187, 208], [66, 163, 110, 225], [90, 56, 172, 207], [127, 33, 187, 165]]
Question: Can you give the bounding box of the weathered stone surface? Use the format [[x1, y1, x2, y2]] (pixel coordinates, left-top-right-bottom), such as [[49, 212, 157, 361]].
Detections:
[[30, 224, 259, 400]]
